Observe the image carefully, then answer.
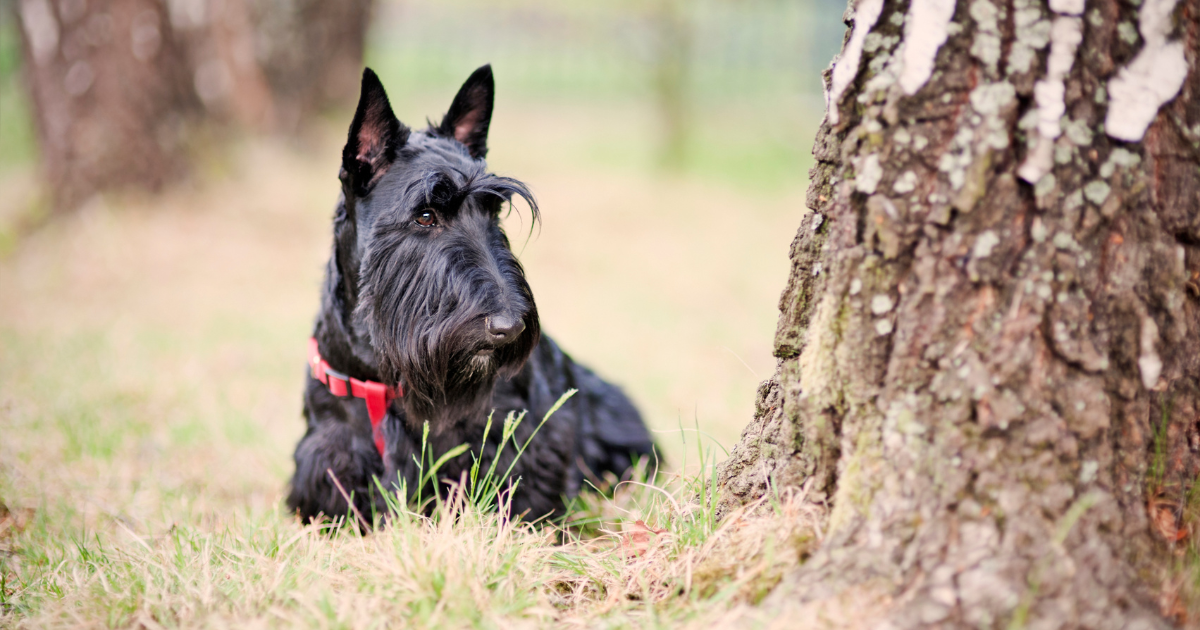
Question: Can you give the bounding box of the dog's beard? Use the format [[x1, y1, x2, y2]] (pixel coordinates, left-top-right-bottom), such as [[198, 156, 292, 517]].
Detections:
[[357, 248, 539, 434], [387, 334, 531, 434], [463, 351, 496, 378]]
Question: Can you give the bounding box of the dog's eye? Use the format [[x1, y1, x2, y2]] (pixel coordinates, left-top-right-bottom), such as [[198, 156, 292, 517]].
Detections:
[[414, 210, 437, 227]]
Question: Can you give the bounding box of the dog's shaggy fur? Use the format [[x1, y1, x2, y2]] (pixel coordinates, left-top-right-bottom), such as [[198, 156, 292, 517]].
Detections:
[[287, 66, 656, 523]]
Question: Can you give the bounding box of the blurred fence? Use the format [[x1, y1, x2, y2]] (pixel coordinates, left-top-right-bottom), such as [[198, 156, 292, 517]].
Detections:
[[363, 0, 847, 178], [368, 0, 846, 101]]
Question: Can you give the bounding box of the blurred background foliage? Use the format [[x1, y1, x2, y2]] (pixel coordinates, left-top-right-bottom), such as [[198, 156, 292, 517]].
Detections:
[[366, 0, 843, 181], [1, 0, 844, 206], [1, 5, 36, 171]]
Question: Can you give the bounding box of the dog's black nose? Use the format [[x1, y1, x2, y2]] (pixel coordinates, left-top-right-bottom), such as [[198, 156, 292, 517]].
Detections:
[[486, 314, 525, 345]]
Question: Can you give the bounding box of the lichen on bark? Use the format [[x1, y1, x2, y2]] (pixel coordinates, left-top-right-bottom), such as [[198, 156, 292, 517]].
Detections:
[[716, 0, 1200, 625]]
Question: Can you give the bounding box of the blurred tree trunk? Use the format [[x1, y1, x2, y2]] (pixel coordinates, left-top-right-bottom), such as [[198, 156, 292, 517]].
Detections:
[[247, 0, 373, 131], [15, 0, 372, 211], [16, 0, 198, 212], [717, 0, 1200, 626]]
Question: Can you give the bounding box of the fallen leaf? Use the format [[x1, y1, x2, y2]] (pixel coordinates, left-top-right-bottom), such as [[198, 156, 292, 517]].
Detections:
[[0, 500, 35, 542], [1149, 499, 1185, 544], [617, 520, 668, 558]]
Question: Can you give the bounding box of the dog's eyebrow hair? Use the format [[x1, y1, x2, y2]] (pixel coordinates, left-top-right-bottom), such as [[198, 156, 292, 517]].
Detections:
[[409, 167, 540, 226], [410, 169, 458, 207]]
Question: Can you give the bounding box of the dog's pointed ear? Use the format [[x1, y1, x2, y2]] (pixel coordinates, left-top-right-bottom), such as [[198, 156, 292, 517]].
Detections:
[[437, 64, 494, 159], [341, 68, 409, 197]]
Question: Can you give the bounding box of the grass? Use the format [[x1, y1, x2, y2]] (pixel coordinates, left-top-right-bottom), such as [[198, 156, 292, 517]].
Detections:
[[1, 452, 823, 629], [0, 86, 823, 625], [0, 350, 821, 628]]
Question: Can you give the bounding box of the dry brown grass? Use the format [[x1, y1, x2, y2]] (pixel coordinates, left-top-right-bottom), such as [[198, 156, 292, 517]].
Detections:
[[551, 482, 825, 615]]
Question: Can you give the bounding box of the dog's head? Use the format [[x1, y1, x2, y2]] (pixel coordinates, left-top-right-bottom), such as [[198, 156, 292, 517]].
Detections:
[[333, 65, 540, 430]]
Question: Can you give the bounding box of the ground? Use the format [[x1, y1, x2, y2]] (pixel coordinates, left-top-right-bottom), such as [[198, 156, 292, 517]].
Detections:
[[0, 96, 827, 627]]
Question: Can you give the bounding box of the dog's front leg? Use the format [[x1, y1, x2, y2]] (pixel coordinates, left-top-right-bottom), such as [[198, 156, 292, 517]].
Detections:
[[286, 416, 385, 529]]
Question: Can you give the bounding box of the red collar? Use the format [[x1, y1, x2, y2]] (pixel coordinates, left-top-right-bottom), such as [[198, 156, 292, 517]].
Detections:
[[308, 338, 402, 457]]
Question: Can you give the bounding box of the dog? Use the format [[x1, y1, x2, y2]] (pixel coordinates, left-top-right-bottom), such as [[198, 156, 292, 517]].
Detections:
[[286, 65, 656, 524]]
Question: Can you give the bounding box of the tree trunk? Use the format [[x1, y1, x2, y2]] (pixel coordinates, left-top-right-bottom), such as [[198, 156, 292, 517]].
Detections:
[[16, 0, 198, 211], [246, 0, 373, 131], [14, 0, 373, 211], [716, 0, 1200, 625]]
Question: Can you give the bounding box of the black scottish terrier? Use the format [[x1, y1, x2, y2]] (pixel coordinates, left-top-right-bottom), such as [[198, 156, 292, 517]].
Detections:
[[287, 65, 656, 524]]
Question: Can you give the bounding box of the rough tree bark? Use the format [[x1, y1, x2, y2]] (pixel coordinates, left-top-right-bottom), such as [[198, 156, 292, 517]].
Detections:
[[14, 0, 372, 211], [716, 0, 1199, 626]]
